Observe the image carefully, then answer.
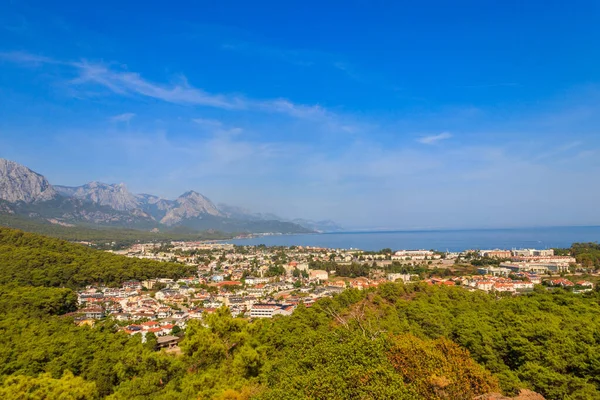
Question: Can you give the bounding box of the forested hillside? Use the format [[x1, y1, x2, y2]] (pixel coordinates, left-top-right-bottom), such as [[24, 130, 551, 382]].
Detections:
[[0, 226, 196, 287], [570, 242, 600, 268], [1, 227, 599, 399], [2, 282, 599, 399], [0, 212, 230, 244]]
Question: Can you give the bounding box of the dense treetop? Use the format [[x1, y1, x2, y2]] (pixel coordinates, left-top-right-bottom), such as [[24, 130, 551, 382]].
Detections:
[[570, 242, 600, 268], [0, 227, 196, 287], [1, 227, 600, 399], [1, 281, 599, 399]]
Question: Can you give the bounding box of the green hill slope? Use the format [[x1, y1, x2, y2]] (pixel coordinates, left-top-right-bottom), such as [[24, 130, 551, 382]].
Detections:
[[1, 228, 596, 399], [0, 226, 196, 287], [0, 212, 230, 244]]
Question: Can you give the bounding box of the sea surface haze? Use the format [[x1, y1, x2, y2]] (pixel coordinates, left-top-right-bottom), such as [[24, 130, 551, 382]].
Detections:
[[227, 226, 600, 252]]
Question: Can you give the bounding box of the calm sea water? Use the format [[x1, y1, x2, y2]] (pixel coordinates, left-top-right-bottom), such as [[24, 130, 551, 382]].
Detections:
[[226, 226, 600, 252]]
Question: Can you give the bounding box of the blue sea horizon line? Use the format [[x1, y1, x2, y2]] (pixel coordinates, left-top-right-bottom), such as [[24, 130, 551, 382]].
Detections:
[[320, 225, 600, 236]]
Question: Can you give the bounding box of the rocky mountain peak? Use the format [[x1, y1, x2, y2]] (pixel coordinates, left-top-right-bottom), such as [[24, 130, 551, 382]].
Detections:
[[179, 190, 203, 199], [57, 181, 140, 212], [0, 158, 322, 234], [0, 158, 57, 203], [159, 190, 222, 225]]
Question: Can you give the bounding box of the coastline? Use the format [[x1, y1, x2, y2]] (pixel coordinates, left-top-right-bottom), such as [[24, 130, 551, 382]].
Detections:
[[221, 225, 600, 252]]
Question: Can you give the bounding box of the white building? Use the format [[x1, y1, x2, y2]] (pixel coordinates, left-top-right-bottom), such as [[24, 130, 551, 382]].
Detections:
[[512, 249, 554, 257], [501, 262, 569, 274], [387, 273, 414, 282], [309, 269, 329, 282], [477, 267, 512, 277], [475, 281, 494, 292], [245, 276, 270, 286], [249, 304, 283, 318], [392, 250, 440, 261]]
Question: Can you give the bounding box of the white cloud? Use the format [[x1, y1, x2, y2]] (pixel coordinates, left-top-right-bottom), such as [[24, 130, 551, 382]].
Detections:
[[417, 132, 452, 145], [71, 60, 243, 109], [2, 52, 360, 134], [109, 112, 136, 123], [0, 51, 58, 65], [70, 60, 332, 121]]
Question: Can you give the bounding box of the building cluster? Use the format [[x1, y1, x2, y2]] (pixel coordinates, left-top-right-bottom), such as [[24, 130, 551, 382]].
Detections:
[[74, 243, 594, 345], [477, 248, 576, 274], [461, 274, 537, 293], [391, 250, 442, 261]]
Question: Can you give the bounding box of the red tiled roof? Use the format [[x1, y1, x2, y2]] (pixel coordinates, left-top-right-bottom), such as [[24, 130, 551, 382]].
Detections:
[[216, 281, 242, 286]]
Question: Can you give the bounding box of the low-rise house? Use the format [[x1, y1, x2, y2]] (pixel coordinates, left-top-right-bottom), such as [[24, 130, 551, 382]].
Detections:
[[574, 281, 594, 294], [156, 307, 172, 319], [309, 270, 328, 282], [78, 291, 104, 305], [267, 281, 293, 291], [549, 278, 575, 287], [80, 306, 105, 319], [387, 273, 414, 282], [155, 289, 178, 301], [512, 281, 534, 291], [501, 262, 569, 274], [123, 324, 143, 335], [244, 276, 270, 286], [523, 273, 541, 284], [249, 304, 289, 318], [160, 324, 176, 335], [178, 285, 195, 295], [479, 250, 512, 258], [327, 280, 347, 289], [157, 335, 180, 350], [132, 311, 156, 320], [477, 267, 511, 277], [111, 312, 131, 321], [475, 281, 494, 292], [140, 321, 161, 331], [493, 282, 516, 293]]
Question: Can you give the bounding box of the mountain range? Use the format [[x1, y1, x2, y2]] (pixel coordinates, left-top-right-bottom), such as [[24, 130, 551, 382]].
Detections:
[[0, 158, 343, 234]]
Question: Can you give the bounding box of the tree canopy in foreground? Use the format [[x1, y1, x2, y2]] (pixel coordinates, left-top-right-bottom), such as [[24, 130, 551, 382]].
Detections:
[[1, 227, 599, 399]]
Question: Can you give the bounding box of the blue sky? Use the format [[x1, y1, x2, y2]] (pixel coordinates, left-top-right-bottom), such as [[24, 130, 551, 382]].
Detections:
[[1, 0, 600, 229]]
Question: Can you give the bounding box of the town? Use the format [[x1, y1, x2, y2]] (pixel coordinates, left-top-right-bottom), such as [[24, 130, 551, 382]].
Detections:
[[75, 242, 596, 346]]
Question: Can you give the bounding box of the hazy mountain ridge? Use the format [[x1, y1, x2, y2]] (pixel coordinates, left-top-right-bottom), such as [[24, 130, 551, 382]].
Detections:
[[55, 182, 141, 212], [290, 218, 344, 232], [0, 158, 318, 233], [161, 191, 223, 226], [217, 203, 344, 232]]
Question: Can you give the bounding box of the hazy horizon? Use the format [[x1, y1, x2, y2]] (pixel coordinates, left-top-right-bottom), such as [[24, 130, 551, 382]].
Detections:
[[2, 1, 600, 230]]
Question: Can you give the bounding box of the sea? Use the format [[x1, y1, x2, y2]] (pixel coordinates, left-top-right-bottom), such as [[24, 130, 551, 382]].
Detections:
[[225, 226, 600, 252]]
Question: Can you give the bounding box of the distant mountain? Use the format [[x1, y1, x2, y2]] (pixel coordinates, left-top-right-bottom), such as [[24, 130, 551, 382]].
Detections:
[[291, 218, 345, 233], [161, 191, 223, 226], [218, 203, 344, 232], [0, 159, 58, 203], [0, 158, 315, 234], [217, 204, 282, 222], [0, 160, 153, 227], [134, 193, 174, 221], [55, 182, 140, 212]]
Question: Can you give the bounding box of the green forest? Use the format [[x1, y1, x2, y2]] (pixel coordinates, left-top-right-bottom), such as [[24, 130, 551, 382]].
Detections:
[[0, 227, 196, 287], [570, 243, 600, 268], [1, 226, 600, 399], [0, 213, 230, 246]]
